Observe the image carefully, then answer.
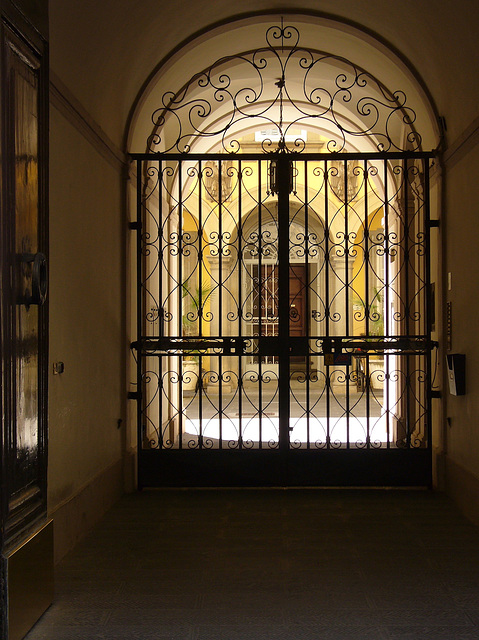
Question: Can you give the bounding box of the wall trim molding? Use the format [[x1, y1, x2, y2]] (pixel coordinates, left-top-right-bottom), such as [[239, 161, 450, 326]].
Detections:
[[444, 116, 479, 169], [445, 456, 479, 529], [50, 71, 127, 171]]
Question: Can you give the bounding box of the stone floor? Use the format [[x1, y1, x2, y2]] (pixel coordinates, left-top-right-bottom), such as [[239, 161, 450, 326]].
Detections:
[[25, 488, 479, 639]]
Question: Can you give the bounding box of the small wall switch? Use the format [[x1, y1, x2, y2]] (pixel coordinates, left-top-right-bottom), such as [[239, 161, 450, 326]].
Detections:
[[53, 362, 64, 375]]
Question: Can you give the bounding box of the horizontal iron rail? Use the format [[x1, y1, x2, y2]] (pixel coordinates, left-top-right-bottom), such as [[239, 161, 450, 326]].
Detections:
[[131, 335, 437, 356], [322, 336, 438, 354], [131, 336, 247, 355], [130, 151, 436, 162]]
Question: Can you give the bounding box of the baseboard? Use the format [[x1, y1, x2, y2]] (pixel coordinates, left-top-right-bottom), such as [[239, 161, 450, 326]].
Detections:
[[49, 458, 124, 563], [445, 457, 479, 528]]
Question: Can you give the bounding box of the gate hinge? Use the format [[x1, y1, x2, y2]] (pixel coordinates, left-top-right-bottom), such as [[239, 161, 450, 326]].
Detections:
[[428, 220, 440, 228], [129, 221, 142, 230], [128, 391, 142, 400], [431, 389, 442, 399]]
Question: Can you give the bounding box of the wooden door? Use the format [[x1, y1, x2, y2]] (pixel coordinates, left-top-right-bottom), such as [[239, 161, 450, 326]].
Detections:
[[289, 263, 307, 366], [1, 19, 49, 547], [1, 6, 50, 637]]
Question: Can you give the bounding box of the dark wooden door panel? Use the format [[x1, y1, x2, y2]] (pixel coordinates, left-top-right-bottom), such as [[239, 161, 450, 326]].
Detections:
[[289, 264, 307, 365], [1, 21, 48, 547]]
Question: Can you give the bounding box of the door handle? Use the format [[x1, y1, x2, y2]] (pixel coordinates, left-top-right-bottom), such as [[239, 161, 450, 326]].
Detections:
[[19, 252, 48, 306]]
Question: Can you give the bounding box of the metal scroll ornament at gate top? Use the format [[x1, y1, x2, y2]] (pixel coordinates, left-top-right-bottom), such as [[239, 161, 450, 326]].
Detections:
[[148, 22, 421, 154]]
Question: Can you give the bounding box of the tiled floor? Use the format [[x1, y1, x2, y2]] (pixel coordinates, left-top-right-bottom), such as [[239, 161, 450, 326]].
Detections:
[[26, 489, 479, 639]]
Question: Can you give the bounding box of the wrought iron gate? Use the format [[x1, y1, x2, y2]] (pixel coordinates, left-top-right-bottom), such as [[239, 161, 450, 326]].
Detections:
[[130, 150, 436, 487]]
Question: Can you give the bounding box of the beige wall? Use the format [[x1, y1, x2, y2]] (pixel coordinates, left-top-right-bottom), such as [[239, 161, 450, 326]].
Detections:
[[48, 0, 479, 149], [445, 143, 479, 469], [443, 138, 479, 519], [48, 97, 126, 559], [47, 0, 479, 550]]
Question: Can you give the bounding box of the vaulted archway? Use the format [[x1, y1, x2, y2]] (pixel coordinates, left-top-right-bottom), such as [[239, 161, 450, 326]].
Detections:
[[127, 15, 441, 487]]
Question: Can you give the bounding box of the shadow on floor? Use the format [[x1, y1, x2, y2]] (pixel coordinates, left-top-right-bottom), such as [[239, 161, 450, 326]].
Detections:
[[26, 489, 479, 639]]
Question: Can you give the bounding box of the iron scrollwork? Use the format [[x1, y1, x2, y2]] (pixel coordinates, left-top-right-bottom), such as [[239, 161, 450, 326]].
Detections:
[[148, 21, 422, 154], [131, 22, 434, 479]]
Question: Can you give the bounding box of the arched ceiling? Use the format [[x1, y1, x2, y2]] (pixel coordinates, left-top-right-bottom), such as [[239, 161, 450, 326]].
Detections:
[[128, 16, 440, 154], [48, 1, 479, 151]]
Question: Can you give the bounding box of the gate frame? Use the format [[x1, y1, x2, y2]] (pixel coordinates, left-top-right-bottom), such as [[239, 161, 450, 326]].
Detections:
[[130, 149, 437, 488]]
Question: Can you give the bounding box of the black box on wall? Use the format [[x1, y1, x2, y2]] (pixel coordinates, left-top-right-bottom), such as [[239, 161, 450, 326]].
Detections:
[[446, 354, 466, 396]]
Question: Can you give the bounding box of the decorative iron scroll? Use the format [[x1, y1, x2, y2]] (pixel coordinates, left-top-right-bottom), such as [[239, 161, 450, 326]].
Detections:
[[148, 21, 422, 154], [140, 359, 429, 451]]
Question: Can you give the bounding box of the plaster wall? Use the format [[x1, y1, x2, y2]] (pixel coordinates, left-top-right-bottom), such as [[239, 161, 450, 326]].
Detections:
[[444, 142, 479, 484], [48, 104, 125, 557], [48, 0, 478, 150]]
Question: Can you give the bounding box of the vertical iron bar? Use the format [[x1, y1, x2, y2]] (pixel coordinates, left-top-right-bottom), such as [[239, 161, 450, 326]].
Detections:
[[370, 353, 374, 449], [218, 159, 223, 448], [237, 160, 243, 449], [258, 160, 263, 448], [305, 159, 310, 449], [178, 160, 184, 449], [198, 160, 203, 448], [344, 158, 349, 340], [404, 157, 411, 449], [278, 156, 290, 453], [384, 158, 390, 447], [424, 158, 432, 451], [136, 159, 143, 482], [404, 157, 410, 339], [406, 352, 412, 449], [158, 158, 164, 450], [345, 159, 350, 449], [364, 159, 370, 448], [325, 159, 330, 449], [384, 158, 390, 338], [238, 158, 243, 342], [365, 161, 370, 337]]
